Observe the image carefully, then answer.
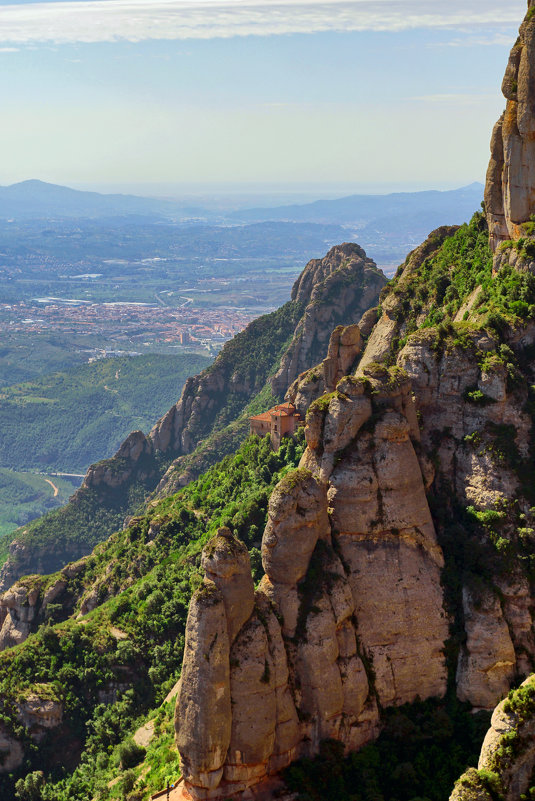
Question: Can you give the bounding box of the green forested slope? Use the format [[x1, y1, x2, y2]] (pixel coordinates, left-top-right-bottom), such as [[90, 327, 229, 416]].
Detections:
[[0, 433, 306, 801], [0, 469, 79, 544], [0, 353, 211, 472], [1, 300, 306, 584]]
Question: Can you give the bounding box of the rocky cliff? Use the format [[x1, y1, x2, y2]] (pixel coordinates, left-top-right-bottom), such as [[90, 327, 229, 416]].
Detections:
[[4, 5, 535, 799], [270, 243, 382, 396], [175, 365, 450, 800], [486, 0, 535, 257], [451, 675, 535, 801], [0, 246, 385, 591]]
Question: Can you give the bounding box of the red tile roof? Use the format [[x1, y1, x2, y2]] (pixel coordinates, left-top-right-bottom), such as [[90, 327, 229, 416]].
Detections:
[[250, 412, 272, 422]]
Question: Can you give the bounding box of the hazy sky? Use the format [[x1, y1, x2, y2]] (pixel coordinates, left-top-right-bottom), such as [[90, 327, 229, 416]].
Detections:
[[0, 0, 527, 193]]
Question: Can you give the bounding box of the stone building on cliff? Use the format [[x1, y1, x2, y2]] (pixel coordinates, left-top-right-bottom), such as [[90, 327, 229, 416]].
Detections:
[[249, 403, 303, 449]]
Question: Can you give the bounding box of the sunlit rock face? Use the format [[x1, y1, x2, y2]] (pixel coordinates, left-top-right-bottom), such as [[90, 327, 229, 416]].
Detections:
[[485, 1, 535, 253], [174, 368, 450, 801]]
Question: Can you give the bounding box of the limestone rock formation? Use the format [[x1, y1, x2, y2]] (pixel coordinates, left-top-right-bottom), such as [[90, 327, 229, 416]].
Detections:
[[175, 276, 535, 796], [271, 244, 384, 397], [0, 562, 85, 650], [357, 226, 458, 371], [176, 528, 302, 799], [451, 675, 535, 801], [286, 324, 363, 416], [456, 585, 516, 710], [0, 582, 40, 651], [0, 684, 64, 775], [15, 687, 63, 742], [485, 1, 535, 254], [175, 367, 449, 800]]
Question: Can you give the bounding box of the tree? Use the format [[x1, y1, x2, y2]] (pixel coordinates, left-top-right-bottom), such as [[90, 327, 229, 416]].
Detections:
[[15, 771, 45, 801]]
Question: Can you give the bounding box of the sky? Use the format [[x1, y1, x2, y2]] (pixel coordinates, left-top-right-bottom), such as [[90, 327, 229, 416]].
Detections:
[[0, 0, 528, 194]]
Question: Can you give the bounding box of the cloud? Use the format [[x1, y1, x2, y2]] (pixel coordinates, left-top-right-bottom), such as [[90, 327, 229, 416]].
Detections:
[[0, 0, 527, 45]]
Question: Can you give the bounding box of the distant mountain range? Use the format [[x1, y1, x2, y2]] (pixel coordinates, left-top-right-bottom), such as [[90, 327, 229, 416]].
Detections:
[[0, 180, 485, 267], [0, 179, 206, 220], [230, 181, 484, 228], [0, 179, 483, 226]]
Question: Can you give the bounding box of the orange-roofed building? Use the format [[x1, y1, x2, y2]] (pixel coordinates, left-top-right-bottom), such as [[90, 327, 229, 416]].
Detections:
[[250, 402, 303, 449]]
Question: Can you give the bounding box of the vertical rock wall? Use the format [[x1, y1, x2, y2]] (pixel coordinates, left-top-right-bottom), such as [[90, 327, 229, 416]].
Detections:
[[175, 368, 449, 800], [485, 1, 535, 252]]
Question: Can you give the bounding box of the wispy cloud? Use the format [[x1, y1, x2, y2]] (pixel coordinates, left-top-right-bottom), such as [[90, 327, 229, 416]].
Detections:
[[0, 0, 526, 45]]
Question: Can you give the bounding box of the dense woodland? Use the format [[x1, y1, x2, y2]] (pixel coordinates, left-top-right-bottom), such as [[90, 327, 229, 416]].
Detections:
[[0, 433, 307, 800], [0, 353, 211, 473]]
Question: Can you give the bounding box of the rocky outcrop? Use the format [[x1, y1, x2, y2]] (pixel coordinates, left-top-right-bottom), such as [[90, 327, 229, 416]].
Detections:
[[82, 430, 154, 490], [451, 675, 535, 801], [271, 244, 384, 397], [175, 282, 535, 799], [286, 323, 363, 418], [176, 529, 302, 799], [456, 585, 516, 710], [485, 1, 535, 254], [396, 328, 535, 693], [0, 535, 90, 595], [175, 366, 449, 800], [0, 582, 40, 651], [357, 226, 458, 371], [0, 684, 64, 774], [15, 686, 63, 742], [0, 560, 86, 650]]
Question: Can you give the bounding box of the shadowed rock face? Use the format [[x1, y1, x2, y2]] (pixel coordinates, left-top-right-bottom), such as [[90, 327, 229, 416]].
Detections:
[[175, 369, 449, 801], [451, 676, 535, 801], [485, 1, 535, 252]]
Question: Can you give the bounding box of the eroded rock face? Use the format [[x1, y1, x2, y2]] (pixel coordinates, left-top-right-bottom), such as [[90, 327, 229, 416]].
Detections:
[[261, 471, 330, 585], [176, 580, 232, 792], [201, 528, 255, 646], [271, 244, 385, 397], [0, 582, 40, 651], [15, 687, 63, 743], [456, 586, 516, 710], [451, 675, 535, 801], [175, 370, 448, 800], [0, 562, 86, 650], [485, 1, 535, 253], [397, 329, 535, 692], [358, 227, 458, 371], [286, 324, 364, 416]]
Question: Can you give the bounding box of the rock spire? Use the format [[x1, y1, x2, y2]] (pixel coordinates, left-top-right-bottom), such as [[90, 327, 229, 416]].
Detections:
[[485, 0, 535, 252], [175, 367, 449, 801]]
